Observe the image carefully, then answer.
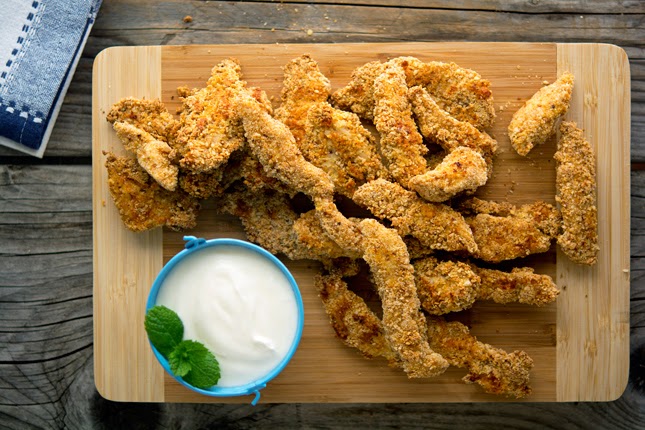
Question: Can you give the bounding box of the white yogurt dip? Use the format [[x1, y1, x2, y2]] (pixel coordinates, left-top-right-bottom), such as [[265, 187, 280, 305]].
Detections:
[[156, 244, 299, 387]]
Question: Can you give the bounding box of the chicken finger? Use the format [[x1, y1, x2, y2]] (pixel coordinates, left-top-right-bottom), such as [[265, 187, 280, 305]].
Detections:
[[373, 61, 427, 188], [275, 54, 331, 147], [409, 147, 488, 202], [104, 152, 199, 232], [302, 101, 389, 198], [353, 179, 477, 253], [508, 72, 574, 156], [316, 271, 401, 366], [555, 121, 598, 265], [426, 317, 533, 398], [359, 218, 449, 378], [235, 90, 335, 199]]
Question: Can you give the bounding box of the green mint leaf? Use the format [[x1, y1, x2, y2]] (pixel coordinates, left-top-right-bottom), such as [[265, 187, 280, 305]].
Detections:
[[168, 343, 192, 377], [171, 340, 221, 389], [144, 305, 184, 358]]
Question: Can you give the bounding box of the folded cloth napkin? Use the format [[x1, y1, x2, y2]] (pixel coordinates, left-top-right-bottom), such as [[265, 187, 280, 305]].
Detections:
[[0, 0, 102, 157]]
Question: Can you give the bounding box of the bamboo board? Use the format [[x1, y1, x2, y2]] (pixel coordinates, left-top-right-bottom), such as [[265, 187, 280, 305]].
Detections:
[[92, 43, 630, 403]]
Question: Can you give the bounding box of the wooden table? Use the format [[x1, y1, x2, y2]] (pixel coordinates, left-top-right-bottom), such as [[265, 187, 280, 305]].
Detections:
[[1, 1, 643, 428]]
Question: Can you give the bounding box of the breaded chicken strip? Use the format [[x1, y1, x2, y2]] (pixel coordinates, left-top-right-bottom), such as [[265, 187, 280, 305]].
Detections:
[[508, 72, 574, 156], [413, 256, 559, 314], [112, 122, 178, 191], [359, 219, 449, 378], [220, 189, 345, 261], [104, 153, 199, 232], [313, 196, 364, 258], [330, 60, 384, 120], [293, 210, 352, 260], [408, 85, 497, 166], [302, 101, 389, 197], [555, 121, 598, 265], [394, 57, 496, 130], [332, 58, 496, 130], [409, 147, 488, 202], [106, 97, 179, 146], [275, 54, 331, 147], [460, 197, 562, 238], [426, 317, 533, 398], [316, 271, 401, 366], [459, 198, 561, 263], [467, 214, 553, 263], [373, 62, 427, 188], [353, 179, 477, 253], [235, 89, 335, 199], [414, 257, 481, 315], [176, 59, 272, 172], [473, 265, 560, 306]]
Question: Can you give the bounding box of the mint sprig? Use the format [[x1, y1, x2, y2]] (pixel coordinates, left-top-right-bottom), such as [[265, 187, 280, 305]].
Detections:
[[144, 305, 221, 389], [170, 340, 221, 388]]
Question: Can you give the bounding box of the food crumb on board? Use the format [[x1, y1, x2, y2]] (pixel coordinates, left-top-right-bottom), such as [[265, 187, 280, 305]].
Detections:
[[306, 29, 313, 36], [183, 15, 193, 23]]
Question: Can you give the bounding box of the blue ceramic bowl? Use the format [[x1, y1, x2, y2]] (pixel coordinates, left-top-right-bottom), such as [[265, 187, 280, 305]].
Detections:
[[146, 236, 304, 405]]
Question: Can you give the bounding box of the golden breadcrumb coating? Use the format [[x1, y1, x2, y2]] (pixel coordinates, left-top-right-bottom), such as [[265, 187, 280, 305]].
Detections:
[[293, 210, 351, 260], [316, 271, 401, 366], [104, 153, 199, 232], [404, 236, 435, 260], [409, 147, 488, 202], [413, 257, 558, 313], [426, 317, 533, 398], [331, 60, 385, 121], [313, 196, 364, 258], [353, 179, 477, 253], [408, 85, 497, 167], [302, 101, 389, 197], [555, 121, 599, 265], [106, 97, 179, 146], [175, 58, 257, 172], [508, 72, 574, 156], [332, 57, 495, 130], [414, 257, 481, 315], [461, 198, 561, 263], [112, 122, 178, 191], [472, 265, 560, 306], [373, 62, 428, 188], [220, 189, 339, 261], [235, 90, 335, 199], [178, 169, 226, 199], [394, 57, 496, 130], [359, 219, 449, 378], [274, 54, 331, 146]]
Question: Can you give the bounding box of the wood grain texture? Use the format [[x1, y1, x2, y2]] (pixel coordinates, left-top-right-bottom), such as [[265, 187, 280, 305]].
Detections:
[[92, 42, 628, 403], [0, 1, 643, 160], [92, 46, 165, 402], [1, 165, 643, 428], [1, 0, 644, 428], [556, 44, 631, 401]]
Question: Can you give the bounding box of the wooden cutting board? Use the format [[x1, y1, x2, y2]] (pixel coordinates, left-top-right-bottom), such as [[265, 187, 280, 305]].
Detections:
[[92, 43, 630, 403]]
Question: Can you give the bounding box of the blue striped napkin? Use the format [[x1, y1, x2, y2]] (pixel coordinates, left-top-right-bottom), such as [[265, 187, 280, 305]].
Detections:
[[0, 0, 102, 157]]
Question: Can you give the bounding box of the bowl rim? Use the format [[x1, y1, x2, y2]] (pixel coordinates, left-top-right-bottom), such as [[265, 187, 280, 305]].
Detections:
[[145, 236, 304, 404]]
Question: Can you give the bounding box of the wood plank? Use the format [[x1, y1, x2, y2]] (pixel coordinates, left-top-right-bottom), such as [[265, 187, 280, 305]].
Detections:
[[239, 0, 645, 14], [92, 46, 165, 402], [556, 44, 631, 401]]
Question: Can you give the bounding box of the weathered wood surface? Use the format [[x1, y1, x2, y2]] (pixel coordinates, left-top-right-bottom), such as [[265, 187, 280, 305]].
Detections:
[[1, 0, 644, 428]]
